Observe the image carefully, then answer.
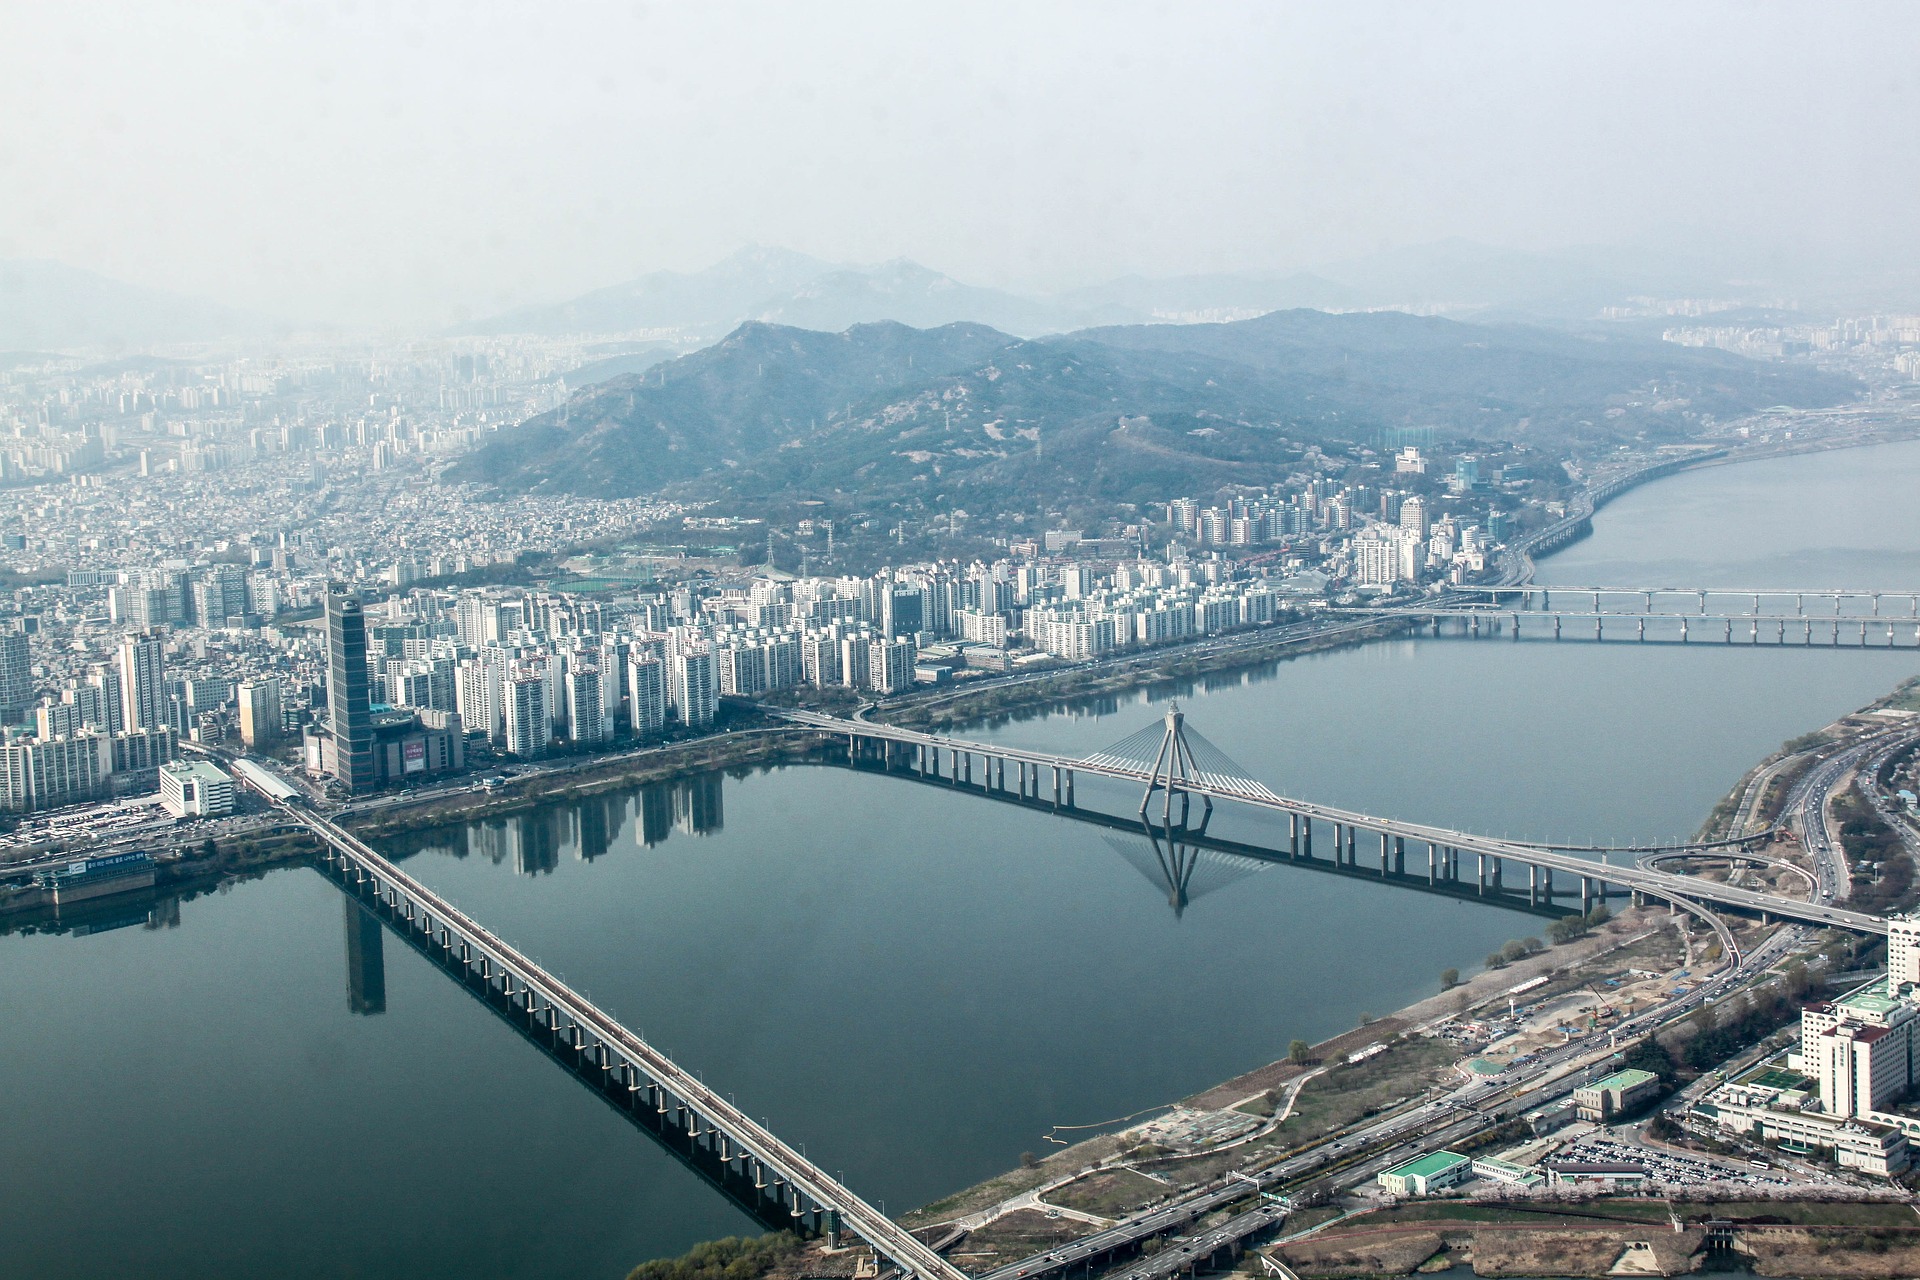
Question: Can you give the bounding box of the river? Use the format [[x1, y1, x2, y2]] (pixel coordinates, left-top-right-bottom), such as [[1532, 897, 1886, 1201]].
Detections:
[[4, 441, 1919, 1279]]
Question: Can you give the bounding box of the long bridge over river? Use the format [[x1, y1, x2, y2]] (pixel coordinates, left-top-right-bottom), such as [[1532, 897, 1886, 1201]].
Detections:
[[277, 804, 971, 1280], [774, 707, 1885, 936], [235, 697, 1894, 1280]]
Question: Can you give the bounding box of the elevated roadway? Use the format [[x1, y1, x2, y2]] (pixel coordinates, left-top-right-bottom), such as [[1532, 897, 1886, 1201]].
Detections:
[[274, 802, 966, 1280], [774, 709, 1888, 936]]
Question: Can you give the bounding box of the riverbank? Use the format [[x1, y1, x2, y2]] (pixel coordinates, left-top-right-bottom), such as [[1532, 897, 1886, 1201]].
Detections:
[[0, 727, 838, 927], [890, 677, 1920, 1272], [874, 618, 1413, 732]]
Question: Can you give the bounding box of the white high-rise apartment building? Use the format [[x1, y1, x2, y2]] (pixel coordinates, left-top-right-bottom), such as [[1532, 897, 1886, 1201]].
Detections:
[[565, 666, 610, 744], [669, 648, 717, 729], [627, 655, 665, 737], [502, 671, 551, 758]]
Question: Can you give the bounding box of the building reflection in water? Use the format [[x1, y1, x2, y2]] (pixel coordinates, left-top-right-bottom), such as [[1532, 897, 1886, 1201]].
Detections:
[[455, 769, 726, 873], [671, 773, 723, 838], [638, 782, 674, 848], [344, 897, 387, 1016]]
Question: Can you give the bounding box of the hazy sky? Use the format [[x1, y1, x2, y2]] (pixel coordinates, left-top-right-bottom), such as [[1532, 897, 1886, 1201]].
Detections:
[[1, 1, 1914, 328]]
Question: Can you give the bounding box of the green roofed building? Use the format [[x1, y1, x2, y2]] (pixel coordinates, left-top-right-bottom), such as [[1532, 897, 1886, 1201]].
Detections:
[[1574, 1068, 1663, 1122], [1377, 1150, 1471, 1197]]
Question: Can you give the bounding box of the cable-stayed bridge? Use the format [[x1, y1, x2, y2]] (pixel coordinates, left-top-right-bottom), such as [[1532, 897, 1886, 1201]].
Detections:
[[776, 706, 1886, 936]]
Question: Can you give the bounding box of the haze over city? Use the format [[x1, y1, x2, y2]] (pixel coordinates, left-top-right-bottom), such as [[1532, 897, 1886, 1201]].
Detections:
[[10, 6, 1920, 1280], [3, 1, 1918, 327]]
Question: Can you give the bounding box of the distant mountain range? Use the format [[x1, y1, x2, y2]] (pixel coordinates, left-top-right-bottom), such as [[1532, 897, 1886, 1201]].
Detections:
[[448, 309, 1857, 510], [14, 236, 1906, 355], [0, 259, 275, 350]]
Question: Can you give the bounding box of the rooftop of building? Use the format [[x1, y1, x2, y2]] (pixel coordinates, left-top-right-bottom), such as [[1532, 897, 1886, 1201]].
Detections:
[[1589, 1068, 1659, 1092], [159, 759, 229, 783], [1382, 1150, 1469, 1179], [1836, 977, 1903, 1017]]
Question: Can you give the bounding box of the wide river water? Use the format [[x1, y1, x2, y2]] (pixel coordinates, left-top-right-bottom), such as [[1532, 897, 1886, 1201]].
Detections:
[[6, 441, 1920, 1279]]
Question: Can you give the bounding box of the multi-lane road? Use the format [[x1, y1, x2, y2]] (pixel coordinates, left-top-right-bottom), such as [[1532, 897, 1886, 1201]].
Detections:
[[985, 914, 1810, 1280]]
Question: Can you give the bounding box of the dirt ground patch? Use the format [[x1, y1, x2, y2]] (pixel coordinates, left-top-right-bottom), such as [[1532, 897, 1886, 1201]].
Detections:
[[1186, 1021, 1405, 1111], [1277, 1035, 1462, 1146], [1278, 1228, 1444, 1279], [1467, 1227, 1702, 1278], [950, 1209, 1087, 1265], [1041, 1168, 1167, 1219], [1741, 1226, 1920, 1277]]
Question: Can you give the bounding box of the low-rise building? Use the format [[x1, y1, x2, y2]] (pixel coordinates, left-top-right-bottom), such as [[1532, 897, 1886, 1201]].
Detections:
[[1691, 1087, 1910, 1177], [1574, 1068, 1663, 1122], [1377, 1150, 1471, 1197], [1544, 1161, 1647, 1188], [159, 759, 235, 818], [1470, 1156, 1544, 1188]]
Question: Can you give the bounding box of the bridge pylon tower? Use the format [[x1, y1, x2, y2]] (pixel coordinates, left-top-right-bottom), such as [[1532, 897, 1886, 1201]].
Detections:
[[1139, 703, 1214, 828]]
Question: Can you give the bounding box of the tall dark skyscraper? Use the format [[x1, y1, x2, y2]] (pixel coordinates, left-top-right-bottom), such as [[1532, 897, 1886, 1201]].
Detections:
[[324, 583, 375, 793]]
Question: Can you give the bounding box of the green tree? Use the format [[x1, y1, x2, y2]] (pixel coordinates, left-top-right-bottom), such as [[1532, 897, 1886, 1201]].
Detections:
[[1584, 904, 1612, 927], [1523, 936, 1545, 955], [1547, 915, 1586, 946], [1486, 951, 1508, 970], [1288, 1038, 1312, 1064], [626, 1234, 801, 1280], [1440, 967, 1460, 990], [1501, 939, 1529, 963]]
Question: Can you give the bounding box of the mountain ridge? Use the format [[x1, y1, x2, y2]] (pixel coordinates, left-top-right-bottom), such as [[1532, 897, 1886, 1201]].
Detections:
[[446, 309, 1858, 509]]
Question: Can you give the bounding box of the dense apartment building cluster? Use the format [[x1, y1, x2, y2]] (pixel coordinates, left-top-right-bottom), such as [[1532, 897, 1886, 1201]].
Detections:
[[0, 627, 182, 811], [294, 552, 1298, 786]]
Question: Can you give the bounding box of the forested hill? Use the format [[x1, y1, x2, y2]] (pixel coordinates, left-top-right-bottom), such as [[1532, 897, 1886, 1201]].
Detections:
[[446, 310, 1857, 508]]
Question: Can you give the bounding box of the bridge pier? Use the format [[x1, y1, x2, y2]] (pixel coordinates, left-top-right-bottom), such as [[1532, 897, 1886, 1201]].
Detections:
[[1290, 812, 1300, 858], [1529, 863, 1539, 906], [1393, 835, 1405, 875], [1553, 615, 1561, 640], [1477, 852, 1486, 894], [1378, 830, 1390, 876], [1427, 841, 1437, 884], [1581, 877, 1594, 915]]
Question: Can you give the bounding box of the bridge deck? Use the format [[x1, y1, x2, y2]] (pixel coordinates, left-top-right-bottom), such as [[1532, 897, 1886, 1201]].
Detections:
[[781, 711, 1886, 936], [285, 806, 966, 1280]]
